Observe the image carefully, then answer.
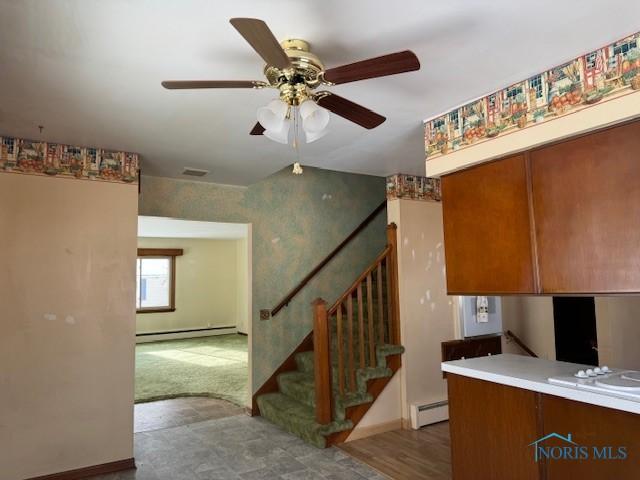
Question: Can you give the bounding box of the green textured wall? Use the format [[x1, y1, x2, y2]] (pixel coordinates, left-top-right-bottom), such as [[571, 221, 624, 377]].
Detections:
[[139, 166, 387, 392]]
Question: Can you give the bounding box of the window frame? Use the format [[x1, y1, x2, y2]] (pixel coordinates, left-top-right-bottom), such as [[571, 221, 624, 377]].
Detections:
[[136, 248, 183, 314]]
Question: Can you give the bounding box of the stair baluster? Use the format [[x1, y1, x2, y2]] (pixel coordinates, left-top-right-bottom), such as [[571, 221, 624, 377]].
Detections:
[[366, 273, 375, 367], [257, 223, 403, 448], [312, 223, 402, 428]]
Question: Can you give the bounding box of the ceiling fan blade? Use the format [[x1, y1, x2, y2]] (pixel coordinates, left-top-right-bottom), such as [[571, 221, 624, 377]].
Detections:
[[315, 92, 386, 129], [323, 50, 420, 85], [250, 122, 265, 135], [229, 18, 291, 70], [161, 80, 266, 89]]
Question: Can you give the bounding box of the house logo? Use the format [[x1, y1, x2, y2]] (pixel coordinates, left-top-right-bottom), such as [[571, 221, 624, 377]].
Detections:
[[528, 432, 628, 462]]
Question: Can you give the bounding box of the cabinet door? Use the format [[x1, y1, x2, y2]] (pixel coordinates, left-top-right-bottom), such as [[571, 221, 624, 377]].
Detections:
[[448, 374, 542, 480], [531, 121, 640, 293], [543, 394, 640, 480], [442, 154, 537, 294]]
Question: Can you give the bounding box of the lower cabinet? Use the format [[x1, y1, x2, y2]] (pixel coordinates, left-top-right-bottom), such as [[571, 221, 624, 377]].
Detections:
[[542, 394, 640, 480], [447, 374, 640, 480], [448, 374, 541, 480]]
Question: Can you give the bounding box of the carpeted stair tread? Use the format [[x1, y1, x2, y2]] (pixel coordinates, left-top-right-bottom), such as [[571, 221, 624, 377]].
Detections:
[[332, 391, 373, 421], [257, 322, 404, 447], [257, 392, 352, 448], [278, 371, 316, 408], [377, 344, 405, 356]]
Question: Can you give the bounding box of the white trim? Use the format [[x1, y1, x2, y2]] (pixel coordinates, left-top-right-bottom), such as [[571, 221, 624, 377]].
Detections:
[[246, 223, 253, 409], [135, 327, 238, 343], [345, 419, 402, 442]]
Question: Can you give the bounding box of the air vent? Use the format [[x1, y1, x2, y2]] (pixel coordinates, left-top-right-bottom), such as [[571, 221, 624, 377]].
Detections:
[[182, 167, 209, 177]]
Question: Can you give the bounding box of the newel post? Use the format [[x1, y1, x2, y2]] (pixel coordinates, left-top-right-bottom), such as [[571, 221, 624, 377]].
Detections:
[[312, 298, 333, 425], [386, 223, 401, 345]]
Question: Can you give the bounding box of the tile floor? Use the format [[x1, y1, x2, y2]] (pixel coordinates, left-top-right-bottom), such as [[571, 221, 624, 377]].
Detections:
[[99, 407, 388, 480], [135, 397, 245, 433]]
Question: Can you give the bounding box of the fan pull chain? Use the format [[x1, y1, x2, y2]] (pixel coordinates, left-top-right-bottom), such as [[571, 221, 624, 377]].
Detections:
[[292, 106, 303, 175]]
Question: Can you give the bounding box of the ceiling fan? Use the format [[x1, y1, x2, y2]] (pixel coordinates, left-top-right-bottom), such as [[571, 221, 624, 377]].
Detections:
[[162, 18, 420, 144]]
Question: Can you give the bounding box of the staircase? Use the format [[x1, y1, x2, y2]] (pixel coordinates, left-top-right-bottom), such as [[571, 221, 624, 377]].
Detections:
[[255, 222, 403, 448]]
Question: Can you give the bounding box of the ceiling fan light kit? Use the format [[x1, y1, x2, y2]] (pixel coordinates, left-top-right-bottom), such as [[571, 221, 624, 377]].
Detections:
[[299, 99, 330, 133], [257, 98, 289, 131], [304, 127, 328, 144], [162, 17, 421, 144], [263, 121, 290, 144]]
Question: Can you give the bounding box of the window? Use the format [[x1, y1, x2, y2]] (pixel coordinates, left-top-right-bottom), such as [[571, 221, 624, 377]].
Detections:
[[505, 86, 523, 100], [449, 110, 459, 130], [432, 118, 445, 130], [585, 52, 597, 70], [529, 74, 543, 99], [613, 39, 637, 56], [136, 248, 183, 313]]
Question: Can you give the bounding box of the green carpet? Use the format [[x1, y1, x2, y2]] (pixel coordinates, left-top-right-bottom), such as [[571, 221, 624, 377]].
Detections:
[[256, 266, 405, 448], [135, 334, 248, 406]]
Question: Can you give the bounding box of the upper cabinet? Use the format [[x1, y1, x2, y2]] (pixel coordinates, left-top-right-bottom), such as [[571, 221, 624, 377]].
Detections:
[[442, 154, 537, 294], [531, 121, 640, 294], [441, 119, 640, 295]]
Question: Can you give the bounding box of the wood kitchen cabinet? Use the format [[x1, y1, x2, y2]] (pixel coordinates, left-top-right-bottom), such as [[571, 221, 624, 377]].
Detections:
[[441, 119, 640, 295], [530, 120, 640, 293], [447, 373, 640, 480], [448, 374, 541, 480], [441, 154, 537, 294], [543, 394, 640, 480]]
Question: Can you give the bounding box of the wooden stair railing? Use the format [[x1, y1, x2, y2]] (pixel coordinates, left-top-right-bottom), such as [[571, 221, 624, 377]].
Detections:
[[271, 200, 387, 317], [313, 223, 400, 425], [504, 329, 538, 358]]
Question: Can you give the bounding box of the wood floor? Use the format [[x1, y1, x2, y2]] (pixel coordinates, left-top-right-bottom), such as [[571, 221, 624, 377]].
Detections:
[[339, 421, 452, 480]]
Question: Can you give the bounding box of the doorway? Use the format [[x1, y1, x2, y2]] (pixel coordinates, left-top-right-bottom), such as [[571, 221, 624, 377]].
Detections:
[[134, 216, 252, 432], [552, 297, 598, 366]]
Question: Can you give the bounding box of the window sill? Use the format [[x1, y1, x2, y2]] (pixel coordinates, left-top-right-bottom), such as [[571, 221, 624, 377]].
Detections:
[[136, 308, 176, 314]]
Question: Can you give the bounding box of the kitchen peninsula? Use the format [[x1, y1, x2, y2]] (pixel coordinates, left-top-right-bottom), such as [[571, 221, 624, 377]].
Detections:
[[442, 354, 640, 480]]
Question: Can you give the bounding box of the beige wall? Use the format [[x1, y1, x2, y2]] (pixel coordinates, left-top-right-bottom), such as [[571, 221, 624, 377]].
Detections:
[[393, 199, 456, 420], [350, 199, 456, 437], [595, 297, 640, 370], [0, 174, 137, 480], [502, 296, 640, 369], [136, 237, 246, 334], [502, 297, 556, 360]]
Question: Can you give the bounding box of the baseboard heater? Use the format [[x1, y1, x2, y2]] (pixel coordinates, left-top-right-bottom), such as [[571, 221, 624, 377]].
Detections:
[[136, 326, 235, 337], [410, 400, 449, 430]]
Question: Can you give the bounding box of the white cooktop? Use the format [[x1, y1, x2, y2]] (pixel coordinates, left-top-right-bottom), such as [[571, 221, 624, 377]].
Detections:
[[442, 354, 640, 415], [549, 368, 640, 400]]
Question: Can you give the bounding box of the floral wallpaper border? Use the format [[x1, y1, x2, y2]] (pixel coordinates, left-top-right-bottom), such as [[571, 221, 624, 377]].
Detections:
[[425, 31, 640, 160], [386, 174, 441, 202], [0, 135, 139, 184]]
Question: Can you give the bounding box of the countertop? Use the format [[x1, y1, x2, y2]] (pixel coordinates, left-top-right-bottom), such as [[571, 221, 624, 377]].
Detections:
[[442, 353, 640, 415]]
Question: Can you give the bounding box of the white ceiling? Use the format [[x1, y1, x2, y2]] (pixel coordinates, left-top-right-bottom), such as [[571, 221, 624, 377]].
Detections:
[[1, 1, 639, 186], [138, 216, 248, 239]]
